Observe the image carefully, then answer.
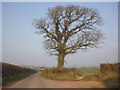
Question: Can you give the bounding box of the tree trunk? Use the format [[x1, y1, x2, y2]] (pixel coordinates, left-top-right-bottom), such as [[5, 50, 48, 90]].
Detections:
[[57, 53, 65, 68]]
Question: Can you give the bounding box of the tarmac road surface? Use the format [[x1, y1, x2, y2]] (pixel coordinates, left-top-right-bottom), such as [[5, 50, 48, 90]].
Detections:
[[3, 72, 107, 88]]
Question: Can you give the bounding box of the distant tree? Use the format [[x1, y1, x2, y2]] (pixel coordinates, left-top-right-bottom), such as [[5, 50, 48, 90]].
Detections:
[[33, 5, 103, 68]]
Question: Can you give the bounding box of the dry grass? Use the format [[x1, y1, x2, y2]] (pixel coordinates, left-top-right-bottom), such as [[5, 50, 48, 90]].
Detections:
[[41, 67, 119, 88], [99, 72, 119, 88], [41, 68, 77, 80], [99, 72, 118, 81]]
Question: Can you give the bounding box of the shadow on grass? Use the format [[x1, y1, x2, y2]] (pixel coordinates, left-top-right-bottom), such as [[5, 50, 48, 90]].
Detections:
[[100, 73, 119, 89], [103, 77, 119, 89]]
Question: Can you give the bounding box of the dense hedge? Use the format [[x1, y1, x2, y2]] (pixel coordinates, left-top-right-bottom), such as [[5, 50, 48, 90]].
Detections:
[[2, 62, 36, 78], [100, 63, 120, 73]]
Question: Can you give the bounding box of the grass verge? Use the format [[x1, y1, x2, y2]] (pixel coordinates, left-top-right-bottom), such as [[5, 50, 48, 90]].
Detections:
[[2, 72, 36, 86], [41, 67, 102, 81], [41, 72, 76, 81], [98, 72, 119, 88], [41, 67, 119, 88], [41, 68, 77, 81]]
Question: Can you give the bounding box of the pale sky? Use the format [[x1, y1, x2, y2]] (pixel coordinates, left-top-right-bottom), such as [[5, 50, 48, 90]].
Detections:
[[2, 2, 118, 67], [0, 2, 2, 63]]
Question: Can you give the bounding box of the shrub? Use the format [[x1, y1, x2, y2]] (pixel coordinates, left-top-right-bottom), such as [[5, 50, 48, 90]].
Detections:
[[100, 63, 120, 74]]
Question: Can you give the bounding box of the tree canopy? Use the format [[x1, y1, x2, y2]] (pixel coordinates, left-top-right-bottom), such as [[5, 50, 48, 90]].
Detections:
[[33, 5, 103, 68]]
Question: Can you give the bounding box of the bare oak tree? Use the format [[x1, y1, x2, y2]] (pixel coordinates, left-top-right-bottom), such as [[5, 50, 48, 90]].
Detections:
[[33, 5, 103, 68]]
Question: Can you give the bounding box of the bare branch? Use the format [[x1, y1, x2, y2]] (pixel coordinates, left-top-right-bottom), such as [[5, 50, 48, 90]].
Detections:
[[33, 5, 103, 57]]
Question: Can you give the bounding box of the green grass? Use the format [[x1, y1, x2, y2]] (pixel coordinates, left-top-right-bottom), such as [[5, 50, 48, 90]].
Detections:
[[81, 76, 92, 81], [41, 68, 77, 81], [2, 72, 35, 86], [41, 67, 101, 81], [75, 67, 101, 81], [98, 72, 118, 81], [76, 67, 101, 76], [41, 67, 119, 88], [103, 77, 118, 82], [41, 72, 76, 81]]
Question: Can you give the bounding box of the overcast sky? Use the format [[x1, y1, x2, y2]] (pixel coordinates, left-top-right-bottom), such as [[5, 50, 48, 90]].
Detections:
[[2, 2, 118, 67]]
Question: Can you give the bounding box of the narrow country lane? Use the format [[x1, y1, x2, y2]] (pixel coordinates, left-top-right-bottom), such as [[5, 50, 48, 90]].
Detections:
[[3, 72, 107, 88]]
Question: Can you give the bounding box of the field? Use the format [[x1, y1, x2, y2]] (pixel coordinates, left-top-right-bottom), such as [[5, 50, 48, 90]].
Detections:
[[76, 67, 101, 75], [76, 67, 101, 81], [41, 64, 119, 88]]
